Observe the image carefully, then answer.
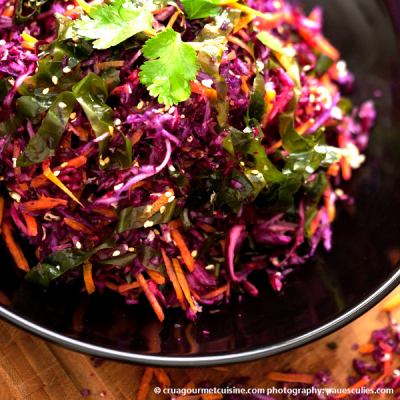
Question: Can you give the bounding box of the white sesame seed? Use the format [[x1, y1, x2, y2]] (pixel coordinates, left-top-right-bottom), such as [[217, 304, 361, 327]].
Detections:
[[160, 206, 166, 214], [76, 241, 82, 249], [239, 161, 245, 166], [63, 66, 71, 73], [191, 250, 198, 258], [99, 159, 105, 166], [8, 79, 15, 86], [205, 264, 215, 270], [53, 170, 60, 177], [52, 76, 58, 85], [114, 118, 121, 125], [168, 165, 176, 172], [251, 169, 259, 175], [12, 157, 16, 168], [66, 4, 74, 9], [180, 114, 185, 119], [137, 101, 144, 110], [103, 157, 110, 164], [58, 102, 67, 108], [128, 247, 135, 252], [168, 106, 175, 114], [335, 188, 344, 197], [164, 105, 170, 112], [114, 183, 123, 191], [61, 162, 68, 168], [167, 196, 175, 203], [144, 220, 154, 228], [69, 112, 76, 119], [10, 192, 21, 202], [187, 136, 193, 142], [132, 160, 139, 167], [73, 37, 79, 42], [165, 191, 173, 198], [112, 250, 121, 257]]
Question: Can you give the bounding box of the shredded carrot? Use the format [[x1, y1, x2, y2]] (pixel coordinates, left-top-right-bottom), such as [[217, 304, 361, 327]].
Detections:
[[137, 367, 154, 400], [265, 372, 316, 385], [220, 239, 226, 254], [358, 344, 374, 355], [61, 130, 72, 149], [97, 60, 125, 69], [129, 181, 146, 192], [35, 247, 41, 259], [152, 368, 171, 389], [202, 284, 229, 300], [92, 208, 117, 218], [22, 197, 68, 212], [161, 249, 187, 310], [83, 262, 95, 295], [31, 155, 88, 188], [64, 217, 92, 234], [23, 213, 38, 236], [21, 41, 35, 51], [17, 181, 29, 192], [341, 156, 352, 181], [131, 130, 144, 146], [227, 35, 253, 56], [2, 6, 14, 17], [170, 228, 195, 272], [233, 14, 256, 34], [298, 26, 340, 61], [43, 168, 84, 208], [382, 293, 400, 312], [137, 273, 165, 322], [324, 186, 336, 223], [2, 222, 30, 272], [151, 6, 170, 15], [384, 350, 393, 376], [168, 219, 183, 231], [118, 281, 141, 293], [240, 75, 249, 95], [167, 10, 181, 29], [172, 258, 197, 313], [190, 82, 217, 100], [146, 269, 166, 285], [310, 209, 323, 237], [335, 376, 370, 399], [0, 198, 4, 231], [152, 189, 175, 214], [199, 223, 217, 233], [227, 2, 282, 23], [13, 141, 21, 176], [327, 162, 340, 177], [370, 374, 386, 391]]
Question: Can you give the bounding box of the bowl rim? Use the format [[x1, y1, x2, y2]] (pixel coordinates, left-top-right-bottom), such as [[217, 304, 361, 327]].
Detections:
[[0, 263, 399, 366]]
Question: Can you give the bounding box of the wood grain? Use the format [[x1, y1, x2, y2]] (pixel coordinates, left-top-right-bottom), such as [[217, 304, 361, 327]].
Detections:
[[0, 286, 398, 400]]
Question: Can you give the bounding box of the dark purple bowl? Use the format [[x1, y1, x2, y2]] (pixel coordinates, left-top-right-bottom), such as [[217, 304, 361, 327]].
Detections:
[[1, 0, 400, 366]]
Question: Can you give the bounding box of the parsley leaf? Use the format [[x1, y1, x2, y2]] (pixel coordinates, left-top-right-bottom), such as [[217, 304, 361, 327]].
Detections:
[[181, 0, 221, 19], [74, 0, 154, 49], [139, 28, 198, 105]]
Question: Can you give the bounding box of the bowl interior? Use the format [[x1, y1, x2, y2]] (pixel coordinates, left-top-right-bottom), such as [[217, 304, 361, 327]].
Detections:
[[1, 0, 400, 366]]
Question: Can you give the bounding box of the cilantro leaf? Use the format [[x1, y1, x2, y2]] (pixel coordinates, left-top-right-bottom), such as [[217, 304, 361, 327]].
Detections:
[[139, 28, 199, 105], [74, 0, 154, 49], [181, 0, 221, 19]]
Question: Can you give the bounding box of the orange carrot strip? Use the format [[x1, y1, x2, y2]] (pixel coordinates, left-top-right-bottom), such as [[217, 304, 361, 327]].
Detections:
[[335, 376, 370, 399], [2, 5, 14, 17], [358, 344, 374, 355], [168, 219, 183, 231], [227, 35, 253, 56], [83, 262, 95, 294], [97, 60, 125, 69], [382, 293, 400, 312], [137, 367, 154, 400], [152, 368, 171, 389], [324, 186, 336, 223], [240, 75, 249, 95], [190, 82, 217, 100], [310, 209, 323, 237], [131, 130, 144, 146], [370, 374, 386, 391], [327, 162, 340, 177], [118, 281, 141, 293], [199, 223, 217, 233], [265, 372, 316, 385], [151, 189, 174, 215], [23, 197, 68, 212], [202, 284, 229, 300], [23, 213, 38, 236], [2, 222, 29, 272], [92, 208, 117, 218], [161, 249, 187, 310], [146, 269, 166, 285], [21, 41, 35, 51], [17, 181, 29, 192], [227, 3, 281, 23], [35, 247, 41, 259], [64, 217, 92, 234], [151, 6, 170, 15], [298, 26, 340, 61], [129, 181, 146, 192], [0, 198, 5, 229], [13, 141, 21, 176], [233, 14, 256, 34], [137, 273, 165, 322], [172, 258, 196, 313], [170, 229, 195, 272], [341, 156, 352, 181], [43, 168, 84, 208], [167, 10, 181, 29], [31, 156, 88, 188]]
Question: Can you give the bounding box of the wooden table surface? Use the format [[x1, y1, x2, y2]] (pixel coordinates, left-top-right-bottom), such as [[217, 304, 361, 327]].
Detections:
[[0, 286, 399, 400]]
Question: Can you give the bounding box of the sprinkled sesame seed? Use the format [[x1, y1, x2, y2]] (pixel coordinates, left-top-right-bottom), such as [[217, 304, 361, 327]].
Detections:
[[180, 114, 185, 119], [69, 112, 76, 119], [66, 4, 74, 9], [103, 157, 110, 164], [52, 76, 58, 85], [335, 188, 344, 197], [168, 106, 175, 114], [114, 118, 121, 125], [137, 101, 144, 110], [144, 220, 154, 228], [73, 37, 79, 42], [41, 88, 49, 95], [8, 79, 15, 86], [12, 158, 16, 168], [132, 160, 139, 167], [160, 206, 166, 214], [63, 66, 71, 73], [99, 159, 105, 166], [187, 136, 193, 142], [165, 191, 173, 198], [164, 105, 170, 112], [61, 162, 68, 168], [205, 264, 215, 270], [240, 161, 245, 166], [128, 247, 135, 252], [251, 169, 259, 175], [53, 170, 60, 177], [114, 183, 123, 191], [58, 102, 67, 108], [112, 250, 121, 257], [167, 196, 175, 203], [76, 241, 82, 249], [191, 250, 198, 258], [10, 192, 21, 202], [168, 165, 176, 172]]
